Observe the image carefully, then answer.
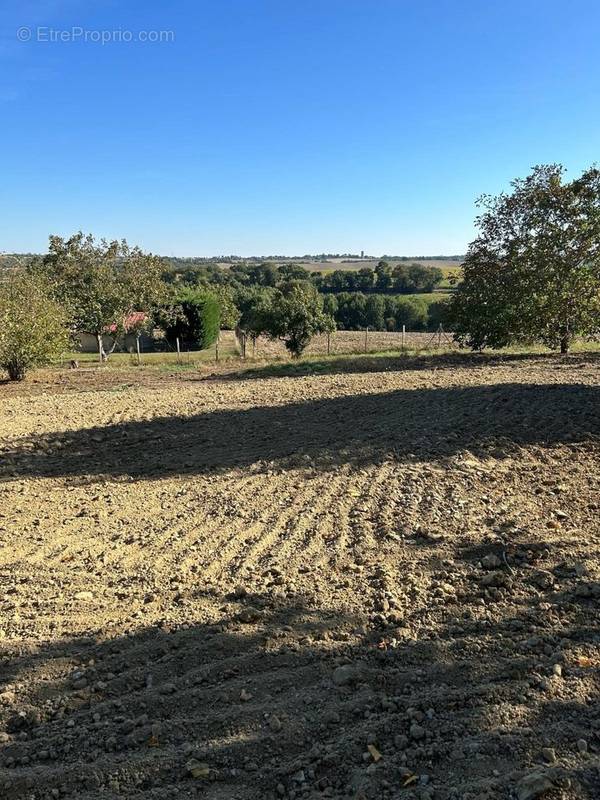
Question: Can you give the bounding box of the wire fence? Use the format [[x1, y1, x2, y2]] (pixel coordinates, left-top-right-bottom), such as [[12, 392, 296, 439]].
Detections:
[[242, 326, 455, 359], [68, 327, 456, 367]]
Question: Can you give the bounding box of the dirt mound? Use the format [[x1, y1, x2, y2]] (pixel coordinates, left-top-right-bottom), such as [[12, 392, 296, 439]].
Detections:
[[0, 354, 599, 799]]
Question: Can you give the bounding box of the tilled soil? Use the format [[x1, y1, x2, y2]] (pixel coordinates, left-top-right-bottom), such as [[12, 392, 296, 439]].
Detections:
[[0, 353, 599, 800]]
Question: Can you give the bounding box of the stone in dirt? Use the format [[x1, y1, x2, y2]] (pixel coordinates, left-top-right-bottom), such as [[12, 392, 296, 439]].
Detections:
[[541, 747, 556, 763], [332, 663, 365, 687], [239, 607, 261, 623], [74, 591, 94, 600], [186, 759, 210, 779], [516, 771, 554, 800], [481, 553, 502, 569]]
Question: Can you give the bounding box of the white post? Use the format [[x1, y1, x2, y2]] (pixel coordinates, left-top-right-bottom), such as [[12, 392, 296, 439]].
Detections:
[[402, 324, 406, 350], [136, 336, 141, 366], [176, 337, 181, 364]]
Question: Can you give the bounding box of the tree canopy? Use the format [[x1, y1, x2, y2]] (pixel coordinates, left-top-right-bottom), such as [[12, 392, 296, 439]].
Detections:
[[36, 232, 167, 358], [265, 281, 335, 357], [451, 164, 600, 352]]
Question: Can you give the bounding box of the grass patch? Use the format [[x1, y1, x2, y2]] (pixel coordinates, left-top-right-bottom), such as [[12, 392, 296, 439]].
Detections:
[[62, 344, 239, 369]]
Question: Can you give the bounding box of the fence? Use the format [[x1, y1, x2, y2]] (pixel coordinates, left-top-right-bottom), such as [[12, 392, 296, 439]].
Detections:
[[246, 326, 455, 359], [68, 327, 455, 367]]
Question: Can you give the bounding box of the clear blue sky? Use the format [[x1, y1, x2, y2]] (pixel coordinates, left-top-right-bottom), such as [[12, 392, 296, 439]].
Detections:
[[2, 0, 600, 256]]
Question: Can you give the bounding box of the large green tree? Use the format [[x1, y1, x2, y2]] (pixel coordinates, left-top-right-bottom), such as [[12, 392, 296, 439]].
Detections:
[[451, 164, 600, 353], [36, 232, 167, 359]]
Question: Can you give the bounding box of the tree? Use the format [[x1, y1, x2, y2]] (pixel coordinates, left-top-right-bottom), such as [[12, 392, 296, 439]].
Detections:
[[0, 273, 69, 380], [263, 281, 335, 357], [211, 285, 240, 329], [321, 294, 339, 319], [246, 261, 279, 287], [451, 165, 600, 353], [121, 242, 170, 354], [364, 294, 385, 330], [235, 286, 275, 336], [37, 232, 167, 360], [335, 292, 367, 329], [354, 267, 375, 293], [161, 287, 220, 349], [374, 260, 393, 293], [278, 263, 310, 282]]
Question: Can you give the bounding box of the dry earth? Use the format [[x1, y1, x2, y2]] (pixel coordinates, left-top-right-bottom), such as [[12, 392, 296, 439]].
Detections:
[[0, 353, 599, 800]]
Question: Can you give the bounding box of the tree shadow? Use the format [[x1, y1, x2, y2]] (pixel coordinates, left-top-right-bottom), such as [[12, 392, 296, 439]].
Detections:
[[209, 350, 600, 382], [1, 382, 599, 483], [1, 576, 598, 799]]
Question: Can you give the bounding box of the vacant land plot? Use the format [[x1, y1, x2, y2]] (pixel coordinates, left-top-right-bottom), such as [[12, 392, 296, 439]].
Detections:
[[0, 354, 599, 799]]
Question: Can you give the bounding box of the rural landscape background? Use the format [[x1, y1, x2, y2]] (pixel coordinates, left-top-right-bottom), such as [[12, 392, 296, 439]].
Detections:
[[2, 1, 600, 800]]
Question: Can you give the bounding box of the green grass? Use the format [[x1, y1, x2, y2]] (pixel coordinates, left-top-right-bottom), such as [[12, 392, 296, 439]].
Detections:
[[54, 334, 600, 378], [63, 343, 239, 369]]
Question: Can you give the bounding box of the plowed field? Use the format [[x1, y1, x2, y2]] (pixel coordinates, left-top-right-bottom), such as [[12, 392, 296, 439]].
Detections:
[[0, 353, 599, 800]]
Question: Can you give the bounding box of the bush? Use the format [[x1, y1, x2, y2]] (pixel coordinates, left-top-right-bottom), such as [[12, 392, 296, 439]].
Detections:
[[0, 274, 69, 380], [163, 288, 220, 349]]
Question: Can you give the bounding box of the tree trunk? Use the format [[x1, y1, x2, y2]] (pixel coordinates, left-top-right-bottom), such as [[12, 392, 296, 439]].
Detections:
[[560, 334, 570, 354], [96, 334, 106, 363], [7, 360, 25, 381]]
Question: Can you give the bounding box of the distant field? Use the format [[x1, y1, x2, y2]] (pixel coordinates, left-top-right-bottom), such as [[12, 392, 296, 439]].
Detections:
[[300, 258, 463, 273]]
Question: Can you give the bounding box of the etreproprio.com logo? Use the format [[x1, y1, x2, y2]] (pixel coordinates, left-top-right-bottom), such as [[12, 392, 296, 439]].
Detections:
[[16, 26, 175, 44]]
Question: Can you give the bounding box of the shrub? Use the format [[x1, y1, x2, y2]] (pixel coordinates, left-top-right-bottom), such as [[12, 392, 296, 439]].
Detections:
[[0, 274, 69, 380], [163, 288, 220, 349]]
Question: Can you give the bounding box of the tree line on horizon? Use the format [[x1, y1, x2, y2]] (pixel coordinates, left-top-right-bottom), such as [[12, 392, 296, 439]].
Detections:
[[163, 258, 447, 296], [1, 163, 599, 379]]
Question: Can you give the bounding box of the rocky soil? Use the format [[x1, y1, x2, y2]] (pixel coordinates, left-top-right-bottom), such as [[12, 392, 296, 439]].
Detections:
[[0, 352, 599, 800]]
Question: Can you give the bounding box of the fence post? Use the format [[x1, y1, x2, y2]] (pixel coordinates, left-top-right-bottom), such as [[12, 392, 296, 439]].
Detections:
[[327, 331, 331, 355], [402, 324, 406, 350], [216, 336, 220, 363], [176, 337, 181, 364], [136, 336, 141, 366], [364, 327, 368, 353]]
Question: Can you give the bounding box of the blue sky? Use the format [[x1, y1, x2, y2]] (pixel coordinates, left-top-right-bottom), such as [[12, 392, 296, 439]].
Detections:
[[1, 0, 600, 256]]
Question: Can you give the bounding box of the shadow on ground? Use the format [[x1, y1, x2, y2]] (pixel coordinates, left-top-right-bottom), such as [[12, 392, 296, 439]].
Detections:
[[210, 350, 600, 382], [1, 382, 599, 483], [0, 574, 598, 800]]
